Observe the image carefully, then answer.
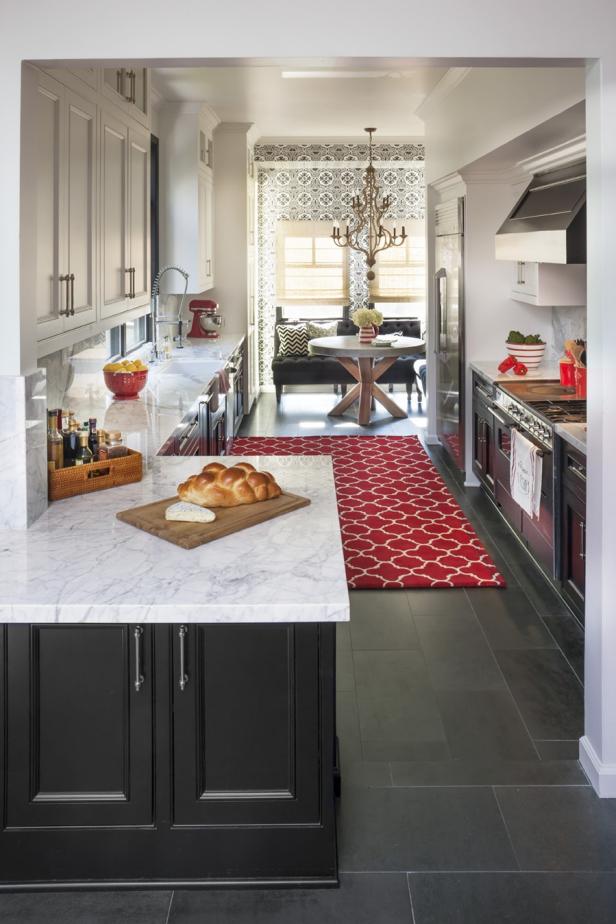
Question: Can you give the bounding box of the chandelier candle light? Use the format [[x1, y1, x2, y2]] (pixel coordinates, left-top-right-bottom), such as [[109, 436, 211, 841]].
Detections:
[[332, 127, 407, 288]]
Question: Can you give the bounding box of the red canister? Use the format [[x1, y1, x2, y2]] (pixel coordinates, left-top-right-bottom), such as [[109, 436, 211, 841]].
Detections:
[[560, 358, 575, 388], [574, 366, 587, 399]]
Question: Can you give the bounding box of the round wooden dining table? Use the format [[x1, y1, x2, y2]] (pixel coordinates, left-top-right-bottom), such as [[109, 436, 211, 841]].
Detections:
[[308, 335, 425, 426]]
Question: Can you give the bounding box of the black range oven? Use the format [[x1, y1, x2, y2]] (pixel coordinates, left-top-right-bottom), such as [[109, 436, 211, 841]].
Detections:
[[492, 387, 556, 574]]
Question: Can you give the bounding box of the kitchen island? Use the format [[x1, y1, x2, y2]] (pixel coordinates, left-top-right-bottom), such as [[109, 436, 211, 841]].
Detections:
[[0, 456, 348, 889]]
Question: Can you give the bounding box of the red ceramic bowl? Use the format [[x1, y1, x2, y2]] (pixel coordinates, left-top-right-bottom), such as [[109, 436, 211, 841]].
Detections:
[[103, 369, 148, 400]]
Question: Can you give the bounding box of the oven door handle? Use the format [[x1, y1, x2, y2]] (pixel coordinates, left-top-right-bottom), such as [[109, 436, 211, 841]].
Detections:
[[491, 408, 511, 428], [492, 408, 549, 457]]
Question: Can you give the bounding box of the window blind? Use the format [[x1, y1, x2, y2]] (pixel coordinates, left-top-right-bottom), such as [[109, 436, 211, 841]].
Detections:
[[276, 220, 349, 304], [372, 219, 425, 302]]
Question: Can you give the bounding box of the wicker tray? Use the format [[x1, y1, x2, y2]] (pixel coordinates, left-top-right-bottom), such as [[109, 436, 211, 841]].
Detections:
[[48, 449, 143, 501]]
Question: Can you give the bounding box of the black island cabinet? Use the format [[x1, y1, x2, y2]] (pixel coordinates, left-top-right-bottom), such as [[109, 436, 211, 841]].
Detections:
[[0, 622, 337, 889]]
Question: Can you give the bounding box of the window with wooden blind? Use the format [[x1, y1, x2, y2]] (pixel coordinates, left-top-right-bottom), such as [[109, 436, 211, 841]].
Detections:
[[276, 221, 349, 304], [372, 219, 425, 302]]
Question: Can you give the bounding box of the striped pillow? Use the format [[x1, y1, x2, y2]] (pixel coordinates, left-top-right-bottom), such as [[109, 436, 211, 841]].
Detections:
[[277, 324, 309, 356]]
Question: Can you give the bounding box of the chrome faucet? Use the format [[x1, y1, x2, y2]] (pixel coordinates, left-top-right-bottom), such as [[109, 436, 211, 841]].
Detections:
[[150, 265, 189, 360]]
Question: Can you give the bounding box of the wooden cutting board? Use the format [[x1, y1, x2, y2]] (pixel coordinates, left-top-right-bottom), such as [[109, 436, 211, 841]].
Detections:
[[115, 492, 311, 549]]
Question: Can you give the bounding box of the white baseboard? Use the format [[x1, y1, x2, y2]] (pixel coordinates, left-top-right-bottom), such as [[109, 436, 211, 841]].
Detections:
[[579, 736, 616, 797]]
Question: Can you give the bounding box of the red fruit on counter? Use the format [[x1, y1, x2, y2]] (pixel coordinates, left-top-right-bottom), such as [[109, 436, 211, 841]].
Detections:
[[513, 362, 528, 376], [498, 355, 517, 373]]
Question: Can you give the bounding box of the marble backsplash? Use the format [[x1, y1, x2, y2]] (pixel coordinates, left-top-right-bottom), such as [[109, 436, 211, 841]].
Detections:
[[546, 306, 587, 363]]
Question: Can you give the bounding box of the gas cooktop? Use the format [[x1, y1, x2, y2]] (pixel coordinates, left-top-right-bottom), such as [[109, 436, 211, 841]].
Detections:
[[529, 400, 587, 424], [499, 381, 586, 424]]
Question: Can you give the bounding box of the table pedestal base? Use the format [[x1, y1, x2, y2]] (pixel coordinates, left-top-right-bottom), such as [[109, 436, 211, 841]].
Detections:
[[328, 357, 408, 426]]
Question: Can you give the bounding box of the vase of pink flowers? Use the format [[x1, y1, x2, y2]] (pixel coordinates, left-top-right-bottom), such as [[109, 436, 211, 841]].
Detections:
[[351, 307, 384, 343]]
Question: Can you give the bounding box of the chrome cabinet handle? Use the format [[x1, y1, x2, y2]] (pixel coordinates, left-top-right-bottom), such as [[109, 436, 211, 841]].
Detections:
[[69, 273, 75, 315], [579, 521, 586, 560], [59, 274, 71, 316], [568, 460, 586, 482], [206, 258, 212, 276], [134, 626, 144, 692], [178, 625, 189, 691], [127, 70, 136, 104], [124, 268, 135, 299]]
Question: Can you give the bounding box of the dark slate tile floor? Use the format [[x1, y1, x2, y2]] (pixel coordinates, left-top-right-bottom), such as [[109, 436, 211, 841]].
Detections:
[[1, 395, 609, 922]]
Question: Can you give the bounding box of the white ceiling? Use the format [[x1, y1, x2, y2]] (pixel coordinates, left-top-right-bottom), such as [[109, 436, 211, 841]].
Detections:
[[151, 65, 449, 139]]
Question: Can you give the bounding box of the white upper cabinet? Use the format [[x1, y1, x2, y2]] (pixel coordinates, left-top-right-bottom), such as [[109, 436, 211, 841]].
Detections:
[[24, 65, 151, 353], [100, 111, 129, 320], [100, 111, 150, 319], [128, 124, 151, 308], [23, 70, 97, 343], [102, 66, 150, 127], [159, 104, 220, 295], [511, 261, 586, 307], [65, 91, 98, 330], [198, 169, 215, 291]]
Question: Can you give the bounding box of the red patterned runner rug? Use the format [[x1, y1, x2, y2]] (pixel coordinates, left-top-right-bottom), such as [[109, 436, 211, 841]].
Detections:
[[231, 436, 506, 590]]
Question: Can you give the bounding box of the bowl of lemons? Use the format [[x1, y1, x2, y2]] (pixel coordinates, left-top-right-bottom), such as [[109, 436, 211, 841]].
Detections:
[[103, 359, 149, 399]]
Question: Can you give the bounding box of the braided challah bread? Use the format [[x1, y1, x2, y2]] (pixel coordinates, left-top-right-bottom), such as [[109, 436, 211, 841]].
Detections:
[[177, 462, 282, 508]]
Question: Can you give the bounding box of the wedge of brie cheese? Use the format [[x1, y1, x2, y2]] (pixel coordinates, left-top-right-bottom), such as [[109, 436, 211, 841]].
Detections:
[[165, 502, 216, 523]]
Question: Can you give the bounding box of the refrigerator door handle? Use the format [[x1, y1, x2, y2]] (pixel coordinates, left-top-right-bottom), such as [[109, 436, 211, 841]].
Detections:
[[434, 268, 447, 356]]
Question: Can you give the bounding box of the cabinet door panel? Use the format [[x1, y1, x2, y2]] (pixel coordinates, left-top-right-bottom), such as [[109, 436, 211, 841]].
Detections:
[[100, 112, 128, 319], [197, 170, 209, 291], [5, 625, 153, 829], [562, 487, 586, 606], [172, 624, 322, 827], [30, 74, 66, 339], [66, 92, 97, 329], [128, 127, 150, 307]]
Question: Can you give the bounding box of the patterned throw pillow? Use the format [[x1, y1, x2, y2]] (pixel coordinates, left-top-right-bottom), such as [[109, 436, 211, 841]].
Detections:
[[277, 323, 309, 356], [307, 321, 338, 340]]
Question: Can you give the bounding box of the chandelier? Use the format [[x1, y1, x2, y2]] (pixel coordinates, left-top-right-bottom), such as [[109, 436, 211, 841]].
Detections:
[[332, 127, 407, 283]]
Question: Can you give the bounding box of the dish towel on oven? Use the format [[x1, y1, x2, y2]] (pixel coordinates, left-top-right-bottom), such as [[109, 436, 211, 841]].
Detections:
[[510, 428, 542, 519]]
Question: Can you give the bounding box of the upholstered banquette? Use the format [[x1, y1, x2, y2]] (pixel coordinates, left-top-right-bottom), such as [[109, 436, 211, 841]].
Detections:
[[272, 306, 424, 404]]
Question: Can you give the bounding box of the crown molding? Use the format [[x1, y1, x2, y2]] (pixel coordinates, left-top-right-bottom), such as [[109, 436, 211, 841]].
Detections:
[[517, 134, 586, 175], [415, 67, 472, 121], [430, 171, 464, 194]]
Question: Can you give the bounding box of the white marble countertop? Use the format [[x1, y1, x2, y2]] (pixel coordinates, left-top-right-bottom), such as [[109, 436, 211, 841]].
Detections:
[[0, 456, 349, 624], [470, 360, 561, 384], [556, 422, 587, 454], [62, 334, 245, 465]]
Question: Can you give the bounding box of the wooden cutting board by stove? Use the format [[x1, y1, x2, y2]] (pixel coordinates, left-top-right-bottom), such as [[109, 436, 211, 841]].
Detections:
[[116, 461, 310, 549]]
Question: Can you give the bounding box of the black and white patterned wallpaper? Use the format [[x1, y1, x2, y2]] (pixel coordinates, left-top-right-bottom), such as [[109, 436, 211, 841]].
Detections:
[[254, 141, 425, 163], [256, 142, 425, 387]]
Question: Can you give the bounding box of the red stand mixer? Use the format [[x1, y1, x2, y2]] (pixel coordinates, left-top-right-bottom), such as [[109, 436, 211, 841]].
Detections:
[[187, 299, 222, 339]]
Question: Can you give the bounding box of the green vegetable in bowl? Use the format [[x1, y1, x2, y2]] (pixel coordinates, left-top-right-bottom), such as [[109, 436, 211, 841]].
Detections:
[[506, 330, 545, 345]]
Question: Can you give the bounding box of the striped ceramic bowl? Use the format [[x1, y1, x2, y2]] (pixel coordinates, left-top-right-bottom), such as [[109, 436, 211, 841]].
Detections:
[[505, 342, 546, 369]]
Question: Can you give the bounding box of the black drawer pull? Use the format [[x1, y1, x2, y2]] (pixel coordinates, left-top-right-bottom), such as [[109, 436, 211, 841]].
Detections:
[[178, 625, 189, 691], [134, 626, 144, 692]]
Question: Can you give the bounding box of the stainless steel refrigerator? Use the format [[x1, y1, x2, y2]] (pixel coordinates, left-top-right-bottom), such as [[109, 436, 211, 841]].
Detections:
[[434, 196, 465, 474]]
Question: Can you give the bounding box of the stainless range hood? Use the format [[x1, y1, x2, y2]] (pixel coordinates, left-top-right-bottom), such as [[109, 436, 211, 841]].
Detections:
[[495, 162, 586, 264]]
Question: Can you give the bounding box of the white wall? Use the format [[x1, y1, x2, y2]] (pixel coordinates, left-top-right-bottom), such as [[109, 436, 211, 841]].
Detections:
[[424, 68, 586, 184], [1, 0, 616, 795]]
